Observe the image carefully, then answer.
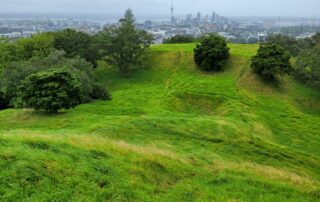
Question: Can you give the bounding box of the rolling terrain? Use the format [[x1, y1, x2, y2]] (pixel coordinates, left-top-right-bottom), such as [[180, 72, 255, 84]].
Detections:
[[0, 43, 320, 201]]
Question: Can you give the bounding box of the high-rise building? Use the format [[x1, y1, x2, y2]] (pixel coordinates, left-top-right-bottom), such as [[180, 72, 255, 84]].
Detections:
[[196, 12, 201, 23], [203, 15, 209, 23], [186, 14, 192, 22], [171, 0, 175, 24], [211, 12, 216, 23]]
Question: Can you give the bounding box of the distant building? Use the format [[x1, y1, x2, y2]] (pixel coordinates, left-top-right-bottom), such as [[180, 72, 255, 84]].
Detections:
[[144, 20, 152, 29], [186, 14, 192, 22], [196, 12, 201, 23], [203, 15, 209, 23], [211, 12, 216, 23], [171, 0, 175, 24]]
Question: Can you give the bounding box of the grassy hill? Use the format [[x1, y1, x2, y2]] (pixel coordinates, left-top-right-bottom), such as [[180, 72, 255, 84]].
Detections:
[[0, 43, 320, 201]]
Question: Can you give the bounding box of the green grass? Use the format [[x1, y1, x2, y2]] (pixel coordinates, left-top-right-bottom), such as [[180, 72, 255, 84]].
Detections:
[[0, 43, 320, 201]]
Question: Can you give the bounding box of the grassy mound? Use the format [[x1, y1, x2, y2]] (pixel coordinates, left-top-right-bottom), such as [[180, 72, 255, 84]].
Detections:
[[0, 43, 319, 201]]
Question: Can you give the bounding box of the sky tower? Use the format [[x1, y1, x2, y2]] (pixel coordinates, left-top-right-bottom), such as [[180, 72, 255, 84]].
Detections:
[[170, 0, 175, 24]]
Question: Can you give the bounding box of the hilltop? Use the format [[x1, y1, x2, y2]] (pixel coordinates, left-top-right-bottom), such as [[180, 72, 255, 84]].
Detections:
[[0, 43, 319, 201]]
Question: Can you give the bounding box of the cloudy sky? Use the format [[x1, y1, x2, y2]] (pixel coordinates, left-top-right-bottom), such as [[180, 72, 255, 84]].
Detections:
[[0, 0, 319, 17]]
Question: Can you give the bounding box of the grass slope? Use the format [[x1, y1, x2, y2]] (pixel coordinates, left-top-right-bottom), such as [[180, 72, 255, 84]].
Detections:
[[0, 43, 320, 201]]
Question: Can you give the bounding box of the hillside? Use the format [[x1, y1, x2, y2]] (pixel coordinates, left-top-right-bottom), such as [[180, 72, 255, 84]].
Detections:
[[0, 43, 320, 201]]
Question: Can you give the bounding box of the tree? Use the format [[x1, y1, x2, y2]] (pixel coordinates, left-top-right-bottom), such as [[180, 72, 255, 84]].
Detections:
[[294, 45, 320, 89], [265, 34, 300, 56], [251, 44, 292, 81], [97, 9, 153, 76], [311, 33, 320, 45], [194, 34, 229, 71], [19, 69, 82, 113], [0, 50, 109, 107], [53, 29, 99, 67], [0, 33, 54, 69], [17, 33, 55, 59]]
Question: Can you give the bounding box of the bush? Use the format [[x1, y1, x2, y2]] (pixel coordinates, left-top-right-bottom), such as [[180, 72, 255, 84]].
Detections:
[[90, 83, 111, 101], [163, 35, 195, 44], [19, 69, 82, 113], [251, 44, 292, 81], [294, 45, 320, 89], [194, 34, 229, 71]]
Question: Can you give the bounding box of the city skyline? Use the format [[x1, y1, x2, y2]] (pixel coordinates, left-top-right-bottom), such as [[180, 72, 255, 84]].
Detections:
[[0, 0, 320, 18]]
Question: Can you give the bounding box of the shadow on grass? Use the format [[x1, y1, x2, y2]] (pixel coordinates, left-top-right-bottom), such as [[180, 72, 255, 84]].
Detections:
[[29, 109, 70, 117]]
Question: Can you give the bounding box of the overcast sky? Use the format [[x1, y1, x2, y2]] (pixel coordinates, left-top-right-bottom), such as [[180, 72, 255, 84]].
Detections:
[[0, 0, 319, 17]]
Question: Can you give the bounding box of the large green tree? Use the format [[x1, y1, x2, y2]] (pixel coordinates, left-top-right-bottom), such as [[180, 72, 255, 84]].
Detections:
[[53, 29, 99, 66], [19, 69, 82, 113], [97, 9, 153, 75], [294, 45, 320, 89], [194, 34, 229, 71], [266, 34, 300, 57], [251, 44, 292, 81]]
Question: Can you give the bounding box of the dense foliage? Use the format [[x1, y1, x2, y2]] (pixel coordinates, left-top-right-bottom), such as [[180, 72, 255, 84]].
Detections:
[[96, 9, 153, 76], [0, 33, 54, 69], [0, 90, 9, 110], [0, 51, 109, 109], [294, 45, 320, 89], [266, 34, 300, 56], [163, 35, 196, 44], [194, 34, 229, 71], [251, 44, 292, 81], [19, 69, 81, 113], [265, 33, 320, 57], [53, 29, 99, 67]]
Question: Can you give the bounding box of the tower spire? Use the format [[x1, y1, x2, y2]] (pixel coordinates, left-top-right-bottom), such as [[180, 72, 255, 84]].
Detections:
[[171, 0, 175, 24]]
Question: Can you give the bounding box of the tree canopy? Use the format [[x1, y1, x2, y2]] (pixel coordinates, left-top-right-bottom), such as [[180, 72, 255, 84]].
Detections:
[[53, 29, 99, 67], [194, 34, 229, 71], [294, 45, 320, 89], [251, 44, 292, 81], [266, 34, 300, 57], [19, 69, 82, 113], [96, 9, 153, 76], [0, 50, 109, 109]]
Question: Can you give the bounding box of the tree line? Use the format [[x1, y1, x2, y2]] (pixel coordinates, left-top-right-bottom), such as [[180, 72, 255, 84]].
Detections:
[[0, 9, 153, 112], [193, 33, 320, 88], [0, 9, 319, 113]]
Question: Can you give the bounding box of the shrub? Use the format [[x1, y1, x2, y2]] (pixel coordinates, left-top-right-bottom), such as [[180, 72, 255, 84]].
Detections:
[[19, 69, 82, 113], [294, 45, 320, 89], [194, 34, 229, 71], [251, 44, 292, 81], [90, 83, 111, 101], [163, 35, 195, 44]]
